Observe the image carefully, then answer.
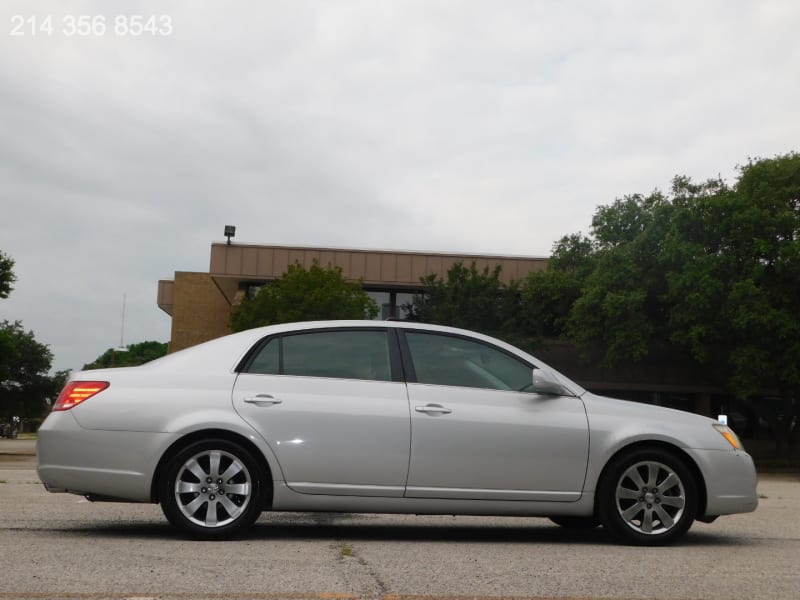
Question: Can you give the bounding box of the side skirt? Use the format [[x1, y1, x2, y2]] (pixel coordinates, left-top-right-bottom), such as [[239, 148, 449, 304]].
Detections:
[[270, 482, 594, 518]]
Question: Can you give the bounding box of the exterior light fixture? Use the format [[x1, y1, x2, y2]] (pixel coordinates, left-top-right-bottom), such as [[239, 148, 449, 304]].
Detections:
[[224, 225, 236, 245]]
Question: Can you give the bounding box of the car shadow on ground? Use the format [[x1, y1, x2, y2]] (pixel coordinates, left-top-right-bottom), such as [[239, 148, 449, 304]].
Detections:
[[43, 512, 752, 547]]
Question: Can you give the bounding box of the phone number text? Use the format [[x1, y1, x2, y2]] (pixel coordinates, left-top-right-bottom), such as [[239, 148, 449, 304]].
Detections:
[[9, 15, 173, 37]]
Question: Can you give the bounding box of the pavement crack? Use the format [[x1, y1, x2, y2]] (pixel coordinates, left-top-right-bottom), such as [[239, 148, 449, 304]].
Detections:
[[332, 541, 389, 599], [354, 553, 389, 598]]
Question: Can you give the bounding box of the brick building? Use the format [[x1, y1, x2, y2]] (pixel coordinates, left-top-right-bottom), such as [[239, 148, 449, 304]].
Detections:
[[157, 241, 547, 353]]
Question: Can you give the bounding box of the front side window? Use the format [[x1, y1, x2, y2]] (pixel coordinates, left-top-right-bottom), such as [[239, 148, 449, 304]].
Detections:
[[404, 331, 532, 391], [245, 329, 393, 382]]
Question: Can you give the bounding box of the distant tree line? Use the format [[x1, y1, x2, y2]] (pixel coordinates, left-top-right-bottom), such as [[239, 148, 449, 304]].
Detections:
[[82, 341, 168, 370]]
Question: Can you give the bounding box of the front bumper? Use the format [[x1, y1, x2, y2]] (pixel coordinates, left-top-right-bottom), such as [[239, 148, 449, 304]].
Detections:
[[689, 447, 759, 517]]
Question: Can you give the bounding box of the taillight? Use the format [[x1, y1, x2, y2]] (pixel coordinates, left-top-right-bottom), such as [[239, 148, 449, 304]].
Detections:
[[53, 381, 110, 411]]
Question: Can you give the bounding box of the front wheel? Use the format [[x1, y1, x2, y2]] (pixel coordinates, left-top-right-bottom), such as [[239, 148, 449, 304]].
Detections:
[[597, 448, 697, 546], [159, 439, 265, 539]]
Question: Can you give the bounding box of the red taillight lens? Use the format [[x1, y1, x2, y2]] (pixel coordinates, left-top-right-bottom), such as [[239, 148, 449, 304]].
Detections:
[[53, 381, 110, 411]]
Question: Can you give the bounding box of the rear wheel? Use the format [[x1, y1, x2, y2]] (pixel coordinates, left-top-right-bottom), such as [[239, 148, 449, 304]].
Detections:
[[159, 439, 265, 539], [597, 448, 697, 546]]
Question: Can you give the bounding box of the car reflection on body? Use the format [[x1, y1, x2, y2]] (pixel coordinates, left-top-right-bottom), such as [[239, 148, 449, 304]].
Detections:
[[37, 320, 757, 545]]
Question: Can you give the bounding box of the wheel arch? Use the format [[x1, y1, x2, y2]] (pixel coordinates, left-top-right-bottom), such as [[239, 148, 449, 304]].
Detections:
[[593, 440, 707, 518], [150, 429, 274, 508]]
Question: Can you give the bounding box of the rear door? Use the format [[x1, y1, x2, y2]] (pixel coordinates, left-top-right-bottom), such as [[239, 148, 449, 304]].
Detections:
[[233, 327, 411, 497]]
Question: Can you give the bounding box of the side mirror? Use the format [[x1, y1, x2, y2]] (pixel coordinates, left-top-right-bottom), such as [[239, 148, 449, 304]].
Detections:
[[531, 369, 568, 396]]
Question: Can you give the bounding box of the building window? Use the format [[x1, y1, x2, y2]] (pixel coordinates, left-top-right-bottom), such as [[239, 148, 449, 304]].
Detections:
[[365, 289, 418, 320], [246, 284, 264, 299], [366, 291, 392, 320], [394, 292, 415, 320]]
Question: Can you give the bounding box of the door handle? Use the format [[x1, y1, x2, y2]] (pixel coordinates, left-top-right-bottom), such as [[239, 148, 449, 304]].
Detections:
[[243, 394, 283, 406], [414, 404, 452, 415]]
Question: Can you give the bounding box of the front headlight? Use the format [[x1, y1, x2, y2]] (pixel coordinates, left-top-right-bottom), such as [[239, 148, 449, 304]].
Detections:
[[713, 424, 744, 450]]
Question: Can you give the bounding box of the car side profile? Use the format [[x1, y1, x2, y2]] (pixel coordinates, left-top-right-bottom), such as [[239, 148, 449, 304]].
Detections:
[[37, 320, 758, 545]]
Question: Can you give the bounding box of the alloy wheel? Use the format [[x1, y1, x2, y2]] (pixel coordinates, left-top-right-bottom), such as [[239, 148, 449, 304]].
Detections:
[[173, 449, 253, 528], [614, 460, 686, 535]]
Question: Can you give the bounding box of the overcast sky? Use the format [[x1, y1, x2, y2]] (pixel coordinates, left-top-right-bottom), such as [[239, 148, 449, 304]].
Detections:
[[1, 0, 798, 374]]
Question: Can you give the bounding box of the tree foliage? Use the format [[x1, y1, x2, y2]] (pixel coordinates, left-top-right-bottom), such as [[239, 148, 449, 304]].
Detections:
[[407, 262, 528, 345], [0, 252, 66, 421], [521, 234, 595, 338], [0, 320, 64, 420], [661, 162, 800, 399], [0, 250, 15, 299], [230, 261, 379, 332], [83, 340, 168, 370], [522, 152, 800, 448], [565, 192, 674, 364]]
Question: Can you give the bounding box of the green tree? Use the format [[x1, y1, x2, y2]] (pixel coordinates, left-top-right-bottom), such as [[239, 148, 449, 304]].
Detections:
[[83, 340, 168, 370], [530, 152, 800, 451], [521, 234, 595, 338], [565, 191, 676, 364], [407, 261, 522, 341], [662, 156, 800, 449], [0, 252, 68, 423], [230, 260, 379, 332], [0, 250, 15, 299], [0, 320, 61, 420]]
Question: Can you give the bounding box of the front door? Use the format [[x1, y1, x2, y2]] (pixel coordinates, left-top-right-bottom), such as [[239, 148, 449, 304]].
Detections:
[[402, 330, 589, 501]]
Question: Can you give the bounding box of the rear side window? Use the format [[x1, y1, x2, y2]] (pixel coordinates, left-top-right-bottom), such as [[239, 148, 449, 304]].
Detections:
[[245, 329, 393, 382], [405, 331, 532, 391], [248, 338, 279, 375]]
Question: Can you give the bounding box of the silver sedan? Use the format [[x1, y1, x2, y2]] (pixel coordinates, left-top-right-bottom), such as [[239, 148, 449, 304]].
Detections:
[[37, 320, 757, 545]]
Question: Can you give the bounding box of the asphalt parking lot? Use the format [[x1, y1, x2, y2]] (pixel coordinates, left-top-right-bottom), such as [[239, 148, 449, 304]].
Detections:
[[1, 438, 799, 600]]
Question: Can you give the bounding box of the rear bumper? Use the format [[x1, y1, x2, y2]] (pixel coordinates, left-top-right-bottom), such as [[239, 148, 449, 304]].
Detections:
[[37, 411, 172, 502]]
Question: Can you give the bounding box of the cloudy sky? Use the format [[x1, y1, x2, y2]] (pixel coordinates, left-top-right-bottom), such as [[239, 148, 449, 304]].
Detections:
[[1, 0, 798, 373]]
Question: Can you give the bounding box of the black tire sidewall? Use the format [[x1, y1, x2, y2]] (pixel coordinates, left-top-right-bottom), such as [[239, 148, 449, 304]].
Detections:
[[159, 438, 264, 540], [598, 447, 698, 546]]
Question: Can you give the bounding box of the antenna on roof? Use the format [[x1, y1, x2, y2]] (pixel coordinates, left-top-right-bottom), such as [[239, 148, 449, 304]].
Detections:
[[116, 293, 128, 352]]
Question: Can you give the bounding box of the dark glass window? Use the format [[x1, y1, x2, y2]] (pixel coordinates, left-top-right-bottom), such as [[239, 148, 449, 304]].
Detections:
[[246, 330, 393, 380], [280, 330, 392, 381], [405, 332, 531, 391], [248, 337, 280, 375]]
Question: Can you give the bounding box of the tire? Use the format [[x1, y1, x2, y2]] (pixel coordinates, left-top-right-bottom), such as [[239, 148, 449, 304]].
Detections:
[[597, 447, 697, 546], [159, 439, 266, 540], [549, 516, 601, 529]]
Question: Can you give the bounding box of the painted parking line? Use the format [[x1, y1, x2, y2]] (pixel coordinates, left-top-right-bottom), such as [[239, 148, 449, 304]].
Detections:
[[0, 594, 358, 600], [0, 594, 664, 600], [0, 591, 359, 600]]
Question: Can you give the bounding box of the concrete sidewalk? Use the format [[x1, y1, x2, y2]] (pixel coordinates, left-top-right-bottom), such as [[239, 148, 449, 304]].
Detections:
[[0, 438, 37, 469], [0, 438, 36, 455]]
